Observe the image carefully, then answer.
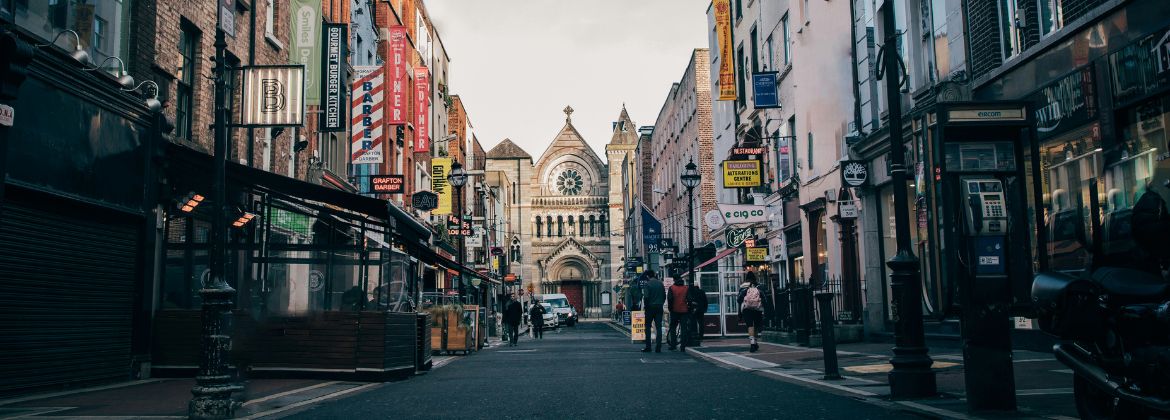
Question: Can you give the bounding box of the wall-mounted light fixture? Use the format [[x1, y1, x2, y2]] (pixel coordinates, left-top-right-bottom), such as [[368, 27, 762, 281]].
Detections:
[[86, 56, 135, 89], [36, 30, 89, 66], [231, 212, 257, 228], [177, 192, 205, 213], [122, 80, 162, 112]]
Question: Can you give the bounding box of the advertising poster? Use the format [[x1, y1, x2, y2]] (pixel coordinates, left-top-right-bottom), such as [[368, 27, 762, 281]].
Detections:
[[351, 66, 384, 164], [722, 160, 762, 187], [713, 0, 736, 101], [431, 157, 452, 214], [387, 26, 408, 124], [290, 0, 322, 105], [414, 67, 431, 153], [631, 310, 646, 342]]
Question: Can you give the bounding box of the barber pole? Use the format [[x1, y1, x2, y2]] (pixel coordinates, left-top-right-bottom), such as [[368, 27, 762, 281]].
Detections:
[[351, 66, 384, 164]]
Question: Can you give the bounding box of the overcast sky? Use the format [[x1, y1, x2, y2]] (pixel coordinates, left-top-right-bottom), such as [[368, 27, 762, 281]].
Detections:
[[425, 0, 711, 160]]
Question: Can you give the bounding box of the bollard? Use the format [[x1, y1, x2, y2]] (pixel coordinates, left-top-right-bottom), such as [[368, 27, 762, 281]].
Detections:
[[815, 292, 842, 380]]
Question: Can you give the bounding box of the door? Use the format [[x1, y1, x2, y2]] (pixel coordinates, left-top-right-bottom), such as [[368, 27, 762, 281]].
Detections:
[[561, 281, 583, 315]]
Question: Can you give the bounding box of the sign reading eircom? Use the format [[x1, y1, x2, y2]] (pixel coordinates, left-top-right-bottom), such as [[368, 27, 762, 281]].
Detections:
[[746, 247, 769, 262], [722, 160, 762, 187]]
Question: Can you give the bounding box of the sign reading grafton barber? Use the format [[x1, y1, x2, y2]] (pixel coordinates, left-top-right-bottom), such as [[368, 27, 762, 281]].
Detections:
[[718, 203, 767, 224], [414, 67, 431, 153], [241, 65, 305, 126], [351, 65, 384, 164], [321, 23, 347, 132], [369, 175, 403, 194], [387, 26, 408, 124]]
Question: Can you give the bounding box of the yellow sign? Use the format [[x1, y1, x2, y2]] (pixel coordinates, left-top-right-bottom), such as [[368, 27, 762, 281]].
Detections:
[[746, 247, 769, 262], [631, 310, 646, 342], [723, 160, 762, 187], [713, 0, 736, 101], [431, 157, 452, 214]]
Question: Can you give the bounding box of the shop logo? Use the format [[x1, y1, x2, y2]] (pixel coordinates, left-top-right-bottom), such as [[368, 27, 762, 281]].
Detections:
[[260, 79, 286, 112], [842, 160, 868, 187]]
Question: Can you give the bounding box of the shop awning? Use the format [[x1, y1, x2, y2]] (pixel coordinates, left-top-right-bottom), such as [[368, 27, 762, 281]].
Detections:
[[692, 247, 739, 272]]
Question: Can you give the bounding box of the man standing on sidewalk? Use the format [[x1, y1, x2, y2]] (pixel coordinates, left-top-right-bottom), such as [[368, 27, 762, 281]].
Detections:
[[666, 276, 690, 351], [687, 275, 708, 347], [503, 294, 522, 346], [529, 299, 546, 339], [640, 270, 665, 353]]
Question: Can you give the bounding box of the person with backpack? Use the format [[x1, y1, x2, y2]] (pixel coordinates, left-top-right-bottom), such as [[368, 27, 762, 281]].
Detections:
[[687, 274, 708, 347], [666, 276, 691, 351], [738, 270, 766, 352]]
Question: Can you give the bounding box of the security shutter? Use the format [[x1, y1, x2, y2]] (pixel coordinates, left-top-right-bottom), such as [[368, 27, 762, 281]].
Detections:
[[0, 195, 140, 395]]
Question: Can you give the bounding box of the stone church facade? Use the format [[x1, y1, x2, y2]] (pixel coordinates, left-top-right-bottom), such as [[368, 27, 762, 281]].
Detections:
[[486, 106, 637, 317]]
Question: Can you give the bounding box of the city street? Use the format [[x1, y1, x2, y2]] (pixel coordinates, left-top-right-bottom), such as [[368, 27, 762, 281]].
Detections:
[[277, 322, 910, 420]]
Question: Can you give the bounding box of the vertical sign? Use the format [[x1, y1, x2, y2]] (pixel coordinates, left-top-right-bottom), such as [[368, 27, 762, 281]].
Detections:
[[431, 157, 451, 215], [241, 65, 306, 126], [387, 26, 408, 125], [752, 72, 780, 108], [290, 0, 321, 105], [351, 66, 384, 164], [414, 67, 431, 153], [713, 0, 736, 101], [321, 23, 347, 132], [641, 205, 661, 254]]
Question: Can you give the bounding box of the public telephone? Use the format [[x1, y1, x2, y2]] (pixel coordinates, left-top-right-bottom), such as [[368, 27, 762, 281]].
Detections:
[[961, 179, 1008, 236]]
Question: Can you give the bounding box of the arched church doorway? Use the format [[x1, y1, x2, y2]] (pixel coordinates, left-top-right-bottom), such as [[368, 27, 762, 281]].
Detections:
[[554, 263, 588, 315]]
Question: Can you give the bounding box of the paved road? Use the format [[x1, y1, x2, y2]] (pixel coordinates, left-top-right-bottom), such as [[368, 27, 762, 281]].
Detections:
[[279, 323, 915, 419]]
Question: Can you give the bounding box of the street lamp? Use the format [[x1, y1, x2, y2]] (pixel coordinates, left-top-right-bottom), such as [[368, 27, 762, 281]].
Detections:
[[448, 160, 468, 302], [680, 158, 701, 285]]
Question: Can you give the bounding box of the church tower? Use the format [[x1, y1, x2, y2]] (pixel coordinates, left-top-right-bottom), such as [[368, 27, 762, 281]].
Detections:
[[606, 106, 639, 291]]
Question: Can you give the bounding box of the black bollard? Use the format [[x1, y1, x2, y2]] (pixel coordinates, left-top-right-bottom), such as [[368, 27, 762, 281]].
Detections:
[[815, 292, 842, 380]]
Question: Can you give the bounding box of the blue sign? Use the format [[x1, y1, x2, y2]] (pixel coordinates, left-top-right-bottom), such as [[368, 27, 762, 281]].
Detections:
[[622, 311, 631, 325], [972, 236, 1006, 276], [642, 205, 662, 254], [752, 72, 780, 109]]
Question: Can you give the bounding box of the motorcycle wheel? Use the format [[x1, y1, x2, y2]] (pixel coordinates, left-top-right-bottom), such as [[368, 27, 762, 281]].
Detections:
[[1074, 374, 1148, 420]]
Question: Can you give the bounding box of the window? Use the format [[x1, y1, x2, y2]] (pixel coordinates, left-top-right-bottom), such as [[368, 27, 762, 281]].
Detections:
[[589, 215, 596, 236], [176, 25, 199, 141], [765, 35, 775, 71], [92, 16, 107, 54], [265, 0, 277, 36], [510, 238, 521, 262], [807, 132, 814, 170], [749, 26, 759, 73], [1038, 0, 1064, 37], [578, 216, 585, 236], [546, 216, 553, 237], [736, 44, 746, 109], [998, 0, 1023, 59], [734, 0, 742, 19], [781, 14, 791, 65], [535, 218, 543, 238], [557, 216, 564, 237]]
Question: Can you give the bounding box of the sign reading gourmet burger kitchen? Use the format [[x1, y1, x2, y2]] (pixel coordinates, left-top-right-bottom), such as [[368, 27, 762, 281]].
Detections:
[[241, 65, 305, 126], [722, 160, 762, 188], [351, 65, 384, 164], [387, 26, 408, 124], [321, 23, 347, 132], [369, 175, 403, 194], [414, 67, 430, 153]]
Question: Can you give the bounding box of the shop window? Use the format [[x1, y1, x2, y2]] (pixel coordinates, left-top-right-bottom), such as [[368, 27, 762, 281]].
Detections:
[[1039, 126, 1101, 273], [1101, 96, 1170, 262]]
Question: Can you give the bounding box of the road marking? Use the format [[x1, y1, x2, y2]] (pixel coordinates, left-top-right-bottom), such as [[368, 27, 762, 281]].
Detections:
[[1051, 369, 1073, 374], [842, 361, 959, 374], [241, 381, 341, 407], [710, 352, 779, 369], [1013, 358, 1057, 363], [893, 400, 974, 420], [498, 349, 537, 353], [0, 380, 164, 407], [1015, 388, 1074, 396], [241, 383, 381, 419]]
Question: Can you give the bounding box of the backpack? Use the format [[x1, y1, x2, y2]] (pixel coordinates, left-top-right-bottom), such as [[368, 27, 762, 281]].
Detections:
[[742, 286, 762, 312]]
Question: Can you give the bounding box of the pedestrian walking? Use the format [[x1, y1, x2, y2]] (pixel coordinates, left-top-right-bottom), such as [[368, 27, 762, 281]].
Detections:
[[666, 276, 690, 351], [640, 270, 665, 353], [503, 294, 522, 346], [738, 269, 766, 352], [687, 275, 708, 347], [530, 299, 546, 339]]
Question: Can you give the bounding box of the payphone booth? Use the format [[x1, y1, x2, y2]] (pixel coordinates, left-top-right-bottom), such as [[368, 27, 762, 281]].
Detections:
[[935, 102, 1035, 410]]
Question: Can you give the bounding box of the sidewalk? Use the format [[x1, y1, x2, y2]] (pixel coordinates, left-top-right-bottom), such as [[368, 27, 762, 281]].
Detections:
[[686, 337, 1079, 419]]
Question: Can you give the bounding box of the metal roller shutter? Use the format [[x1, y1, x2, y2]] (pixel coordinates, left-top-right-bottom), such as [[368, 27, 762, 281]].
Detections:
[[0, 196, 139, 395]]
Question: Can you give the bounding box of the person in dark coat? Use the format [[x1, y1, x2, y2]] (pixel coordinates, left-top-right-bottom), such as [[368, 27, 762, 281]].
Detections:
[[529, 299, 546, 339], [666, 277, 691, 351], [503, 295, 522, 346], [640, 270, 666, 353], [687, 275, 708, 347]]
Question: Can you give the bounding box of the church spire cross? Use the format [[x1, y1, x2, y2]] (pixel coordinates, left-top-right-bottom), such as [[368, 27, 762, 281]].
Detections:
[[563, 105, 574, 123]]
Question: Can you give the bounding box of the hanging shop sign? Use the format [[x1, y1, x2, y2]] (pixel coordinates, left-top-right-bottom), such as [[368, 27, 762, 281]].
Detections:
[[414, 67, 431, 153], [725, 227, 751, 248], [1030, 66, 1097, 140], [838, 200, 858, 219], [717, 203, 767, 225], [0, 104, 13, 127], [431, 157, 451, 214], [713, 0, 735, 101], [446, 214, 471, 237], [722, 160, 762, 188], [240, 65, 306, 127], [368, 175, 403, 194], [752, 72, 780, 109], [841, 160, 868, 187], [641, 204, 662, 254], [465, 228, 484, 247], [321, 23, 347, 132], [350, 65, 384, 164], [732, 147, 767, 156], [386, 26, 408, 124], [746, 247, 769, 262], [411, 191, 438, 211], [290, 0, 321, 105], [504, 273, 517, 283], [491, 247, 504, 256], [704, 209, 726, 230]]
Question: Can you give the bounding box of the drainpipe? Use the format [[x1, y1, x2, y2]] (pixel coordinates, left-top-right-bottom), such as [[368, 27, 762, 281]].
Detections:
[[848, 0, 864, 137], [247, 0, 257, 168]]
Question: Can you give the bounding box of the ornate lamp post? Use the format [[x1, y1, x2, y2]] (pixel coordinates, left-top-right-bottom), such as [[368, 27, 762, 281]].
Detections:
[[448, 161, 468, 302], [680, 159, 701, 283]]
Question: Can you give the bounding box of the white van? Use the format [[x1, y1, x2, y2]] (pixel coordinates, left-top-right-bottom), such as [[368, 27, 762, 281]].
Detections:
[[536, 294, 578, 327]]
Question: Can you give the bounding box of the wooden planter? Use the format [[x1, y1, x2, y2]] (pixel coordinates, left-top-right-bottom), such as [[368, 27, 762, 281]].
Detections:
[[429, 307, 473, 355]]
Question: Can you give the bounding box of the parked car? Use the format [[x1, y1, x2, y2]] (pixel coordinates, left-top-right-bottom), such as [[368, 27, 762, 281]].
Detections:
[[537, 294, 578, 327]]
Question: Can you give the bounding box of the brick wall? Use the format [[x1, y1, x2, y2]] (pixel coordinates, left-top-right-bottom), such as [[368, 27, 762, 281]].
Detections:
[[965, 0, 1002, 81], [694, 49, 715, 242], [1063, 0, 1107, 24]]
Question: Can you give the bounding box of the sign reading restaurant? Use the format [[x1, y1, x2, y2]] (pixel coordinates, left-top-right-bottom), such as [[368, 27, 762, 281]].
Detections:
[[722, 160, 762, 188]]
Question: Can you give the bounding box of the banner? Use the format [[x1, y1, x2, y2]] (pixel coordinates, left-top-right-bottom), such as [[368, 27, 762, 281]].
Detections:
[[351, 66, 384, 164], [713, 0, 736, 101], [752, 72, 780, 108], [431, 157, 451, 214], [240, 65, 305, 126], [321, 23, 347, 132], [387, 26, 408, 124], [290, 0, 321, 105], [722, 160, 762, 187], [414, 67, 431, 153], [631, 311, 646, 342], [641, 204, 661, 254], [718, 203, 767, 224]]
